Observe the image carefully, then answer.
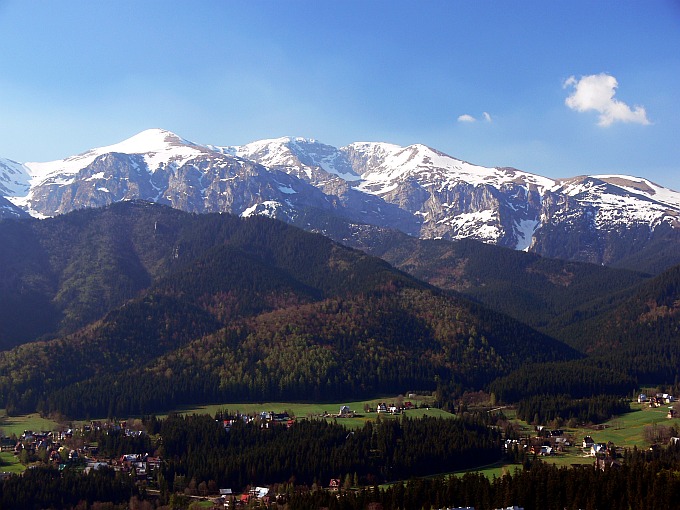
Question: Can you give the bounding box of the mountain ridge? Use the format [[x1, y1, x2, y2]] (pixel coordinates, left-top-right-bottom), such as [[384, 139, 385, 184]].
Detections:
[[3, 128, 679, 270]]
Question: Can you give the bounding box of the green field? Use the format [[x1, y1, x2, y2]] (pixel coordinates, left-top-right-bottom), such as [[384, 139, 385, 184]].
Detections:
[[0, 410, 62, 438], [0, 452, 24, 474], [518, 403, 676, 450], [168, 396, 451, 429], [465, 402, 680, 478]]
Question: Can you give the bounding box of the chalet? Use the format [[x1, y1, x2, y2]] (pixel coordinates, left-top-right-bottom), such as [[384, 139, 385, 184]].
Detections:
[[339, 405, 354, 417], [539, 446, 553, 456], [554, 437, 570, 448], [590, 443, 607, 456], [582, 436, 595, 449], [595, 457, 621, 471], [668, 408, 676, 419], [271, 412, 290, 423], [249, 486, 269, 499], [389, 405, 400, 414], [376, 403, 388, 413]]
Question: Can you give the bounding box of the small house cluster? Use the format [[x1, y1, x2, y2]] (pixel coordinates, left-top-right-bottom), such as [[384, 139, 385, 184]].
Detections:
[[374, 401, 414, 414], [638, 393, 675, 406], [218, 411, 295, 431], [504, 428, 572, 457]]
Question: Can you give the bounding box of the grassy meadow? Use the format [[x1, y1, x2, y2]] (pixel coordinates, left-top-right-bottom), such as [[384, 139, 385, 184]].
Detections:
[[169, 396, 451, 429]]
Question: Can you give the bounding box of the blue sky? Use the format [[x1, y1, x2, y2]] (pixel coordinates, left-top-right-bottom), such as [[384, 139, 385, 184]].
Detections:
[[1, 0, 679, 189]]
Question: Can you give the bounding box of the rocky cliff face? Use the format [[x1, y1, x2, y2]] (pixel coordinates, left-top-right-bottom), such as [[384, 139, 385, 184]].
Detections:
[[3, 129, 679, 269]]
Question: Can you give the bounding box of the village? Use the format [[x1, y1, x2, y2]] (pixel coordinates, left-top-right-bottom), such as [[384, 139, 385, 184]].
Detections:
[[1, 394, 678, 509]]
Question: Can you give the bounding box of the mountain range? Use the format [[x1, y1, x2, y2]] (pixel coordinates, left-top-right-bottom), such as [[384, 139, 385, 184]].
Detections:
[[2, 128, 680, 272]]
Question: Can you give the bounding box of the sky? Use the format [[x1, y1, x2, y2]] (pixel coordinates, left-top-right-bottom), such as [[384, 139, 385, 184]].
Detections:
[[1, 0, 679, 189]]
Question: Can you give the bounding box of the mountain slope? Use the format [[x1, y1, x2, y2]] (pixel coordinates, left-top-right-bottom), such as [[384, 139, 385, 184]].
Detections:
[[0, 201, 579, 417], [310, 221, 650, 341]]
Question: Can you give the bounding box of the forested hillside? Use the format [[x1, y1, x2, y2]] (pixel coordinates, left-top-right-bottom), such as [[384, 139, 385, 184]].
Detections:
[[0, 201, 578, 418], [312, 219, 650, 345]]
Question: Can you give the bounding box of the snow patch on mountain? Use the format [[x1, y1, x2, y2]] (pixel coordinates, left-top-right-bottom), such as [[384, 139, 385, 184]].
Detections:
[[515, 219, 540, 251], [240, 200, 285, 218], [351, 142, 554, 195], [556, 175, 680, 228], [23, 129, 206, 186], [224, 137, 360, 182], [0, 157, 31, 196]]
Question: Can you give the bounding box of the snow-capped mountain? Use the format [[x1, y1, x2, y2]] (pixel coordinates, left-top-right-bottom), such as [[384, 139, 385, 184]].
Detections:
[[0, 157, 30, 219], [2, 128, 679, 267]]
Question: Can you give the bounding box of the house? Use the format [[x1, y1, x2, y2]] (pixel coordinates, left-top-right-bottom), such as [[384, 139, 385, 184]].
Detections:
[[329, 478, 341, 491], [668, 408, 676, 419], [376, 403, 387, 413], [590, 443, 607, 456], [339, 406, 354, 417], [582, 436, 595, 449], [595, 457, 621, 471], [271, 412, 290, 423], [539, 446, 553, 456], [249, 487, 269, 499], [554, 437, 570, 448], [403, 401, 413, 409], [638, 393, 648, 403]]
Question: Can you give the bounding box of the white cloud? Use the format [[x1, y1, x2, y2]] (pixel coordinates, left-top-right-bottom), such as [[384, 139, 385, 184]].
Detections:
[[564, 73, 650, 127], [458, 112, 492, 123]]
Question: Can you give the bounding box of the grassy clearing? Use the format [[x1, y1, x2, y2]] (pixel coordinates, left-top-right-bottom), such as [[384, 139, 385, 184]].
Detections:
[[165, 396, 450, 429], [0, 452, 24, 474], [0, 410, 61, 437], [443, 401, 680, 479]]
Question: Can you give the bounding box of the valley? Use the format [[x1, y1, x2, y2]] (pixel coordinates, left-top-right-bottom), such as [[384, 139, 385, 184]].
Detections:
[[0, 187, 677, 508]]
